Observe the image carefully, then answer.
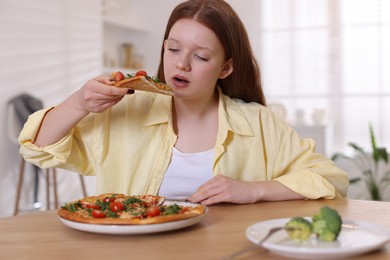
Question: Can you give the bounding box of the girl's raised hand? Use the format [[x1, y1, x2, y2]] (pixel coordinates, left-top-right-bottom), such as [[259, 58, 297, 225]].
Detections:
[[75, 74, 130, 114]]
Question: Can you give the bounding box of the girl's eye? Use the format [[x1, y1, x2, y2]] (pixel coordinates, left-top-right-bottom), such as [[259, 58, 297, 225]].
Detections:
[[168, 48, 180, 52], [195, 54, 208, 62]]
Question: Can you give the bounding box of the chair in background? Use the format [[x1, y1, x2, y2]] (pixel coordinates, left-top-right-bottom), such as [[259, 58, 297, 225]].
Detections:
[[8, 93, 87, 215]]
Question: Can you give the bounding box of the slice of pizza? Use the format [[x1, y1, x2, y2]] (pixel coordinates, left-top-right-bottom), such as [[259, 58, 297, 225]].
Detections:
[[112, 71, 174, 96], [57, 193, 206, 225]]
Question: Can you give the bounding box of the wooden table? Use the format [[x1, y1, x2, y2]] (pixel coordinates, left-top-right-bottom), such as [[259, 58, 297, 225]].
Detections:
[[1, 199, 389, 259]]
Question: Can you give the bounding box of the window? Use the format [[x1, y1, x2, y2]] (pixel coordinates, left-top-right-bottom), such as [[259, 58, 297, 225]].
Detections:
[[257, 0, 390, 153]]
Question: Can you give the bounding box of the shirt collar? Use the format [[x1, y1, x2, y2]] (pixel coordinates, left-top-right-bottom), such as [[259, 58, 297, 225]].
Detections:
[[217, 87, 254, 137], [143, 88, 254, 137]]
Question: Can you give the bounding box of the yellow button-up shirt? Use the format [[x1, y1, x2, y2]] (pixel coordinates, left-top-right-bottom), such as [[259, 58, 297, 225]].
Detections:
[[19, 90, 348, 199]]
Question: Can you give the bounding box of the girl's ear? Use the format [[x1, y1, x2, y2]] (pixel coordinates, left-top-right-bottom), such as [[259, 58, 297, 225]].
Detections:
[[219, 59, 233, 79]]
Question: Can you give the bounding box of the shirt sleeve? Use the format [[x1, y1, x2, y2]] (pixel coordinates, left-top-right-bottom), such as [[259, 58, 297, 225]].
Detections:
[[18, 107, 96, 175], [272, 125, 348, 199]]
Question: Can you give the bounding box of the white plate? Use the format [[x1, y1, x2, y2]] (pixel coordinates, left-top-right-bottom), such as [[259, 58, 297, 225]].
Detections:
[[246, 218, 390, 259], [58, 201, 207, 235]]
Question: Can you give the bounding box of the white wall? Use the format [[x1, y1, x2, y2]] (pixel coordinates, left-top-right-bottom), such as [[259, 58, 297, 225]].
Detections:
[[0, 0, 101, 217]]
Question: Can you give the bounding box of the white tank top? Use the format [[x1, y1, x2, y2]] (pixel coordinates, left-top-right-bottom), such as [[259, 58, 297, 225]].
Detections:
[[158, 147, 214, 200]]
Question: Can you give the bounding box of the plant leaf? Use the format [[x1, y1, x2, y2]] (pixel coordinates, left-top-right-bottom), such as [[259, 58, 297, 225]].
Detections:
[[380, 175, 390, 184], [369, 124, 379, 162], [380, 170, 390, 183], [377, 148, 389, 164], [348, 142, 367, 156], [366, 176, 381, 201], [362, 169, 373, 177], [331, 153, 352, 161], [349, 177, 361, 184], [336, 123, 389, 201]]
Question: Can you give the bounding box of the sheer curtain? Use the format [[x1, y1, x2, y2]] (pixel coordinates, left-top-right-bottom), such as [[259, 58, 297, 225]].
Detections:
[[257, 0, 390, 153]]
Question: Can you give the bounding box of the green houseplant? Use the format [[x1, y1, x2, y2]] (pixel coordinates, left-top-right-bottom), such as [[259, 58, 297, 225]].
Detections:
[[331, 124, 390, 201]]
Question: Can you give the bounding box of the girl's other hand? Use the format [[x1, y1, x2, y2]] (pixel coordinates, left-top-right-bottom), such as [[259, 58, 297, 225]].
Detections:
[[188, 175, 260, 205], [189, 175, 304, 205]]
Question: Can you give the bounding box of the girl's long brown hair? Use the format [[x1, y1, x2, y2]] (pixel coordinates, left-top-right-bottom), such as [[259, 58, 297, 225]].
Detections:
[[157, 0, 266, 106]]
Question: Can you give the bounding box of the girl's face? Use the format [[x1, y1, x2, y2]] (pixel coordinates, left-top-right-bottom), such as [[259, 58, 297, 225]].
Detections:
[[163, 19, 232, 100]]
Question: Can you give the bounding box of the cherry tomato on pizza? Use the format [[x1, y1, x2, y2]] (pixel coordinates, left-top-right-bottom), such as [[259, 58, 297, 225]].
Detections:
[[180, 207, 189, 213], [109, 201, 124, 213], [112, 71, 124, 81], [91, 210, 106, 218], [145, 205, 161, 217], [81, 202, 101, 210], [135, 70, 148, 77], [103, 197, 115, 203]]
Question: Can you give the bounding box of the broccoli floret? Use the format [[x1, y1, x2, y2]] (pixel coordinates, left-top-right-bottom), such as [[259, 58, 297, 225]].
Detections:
[[312, 206, 342, 242], [285, 217, 313, 241]]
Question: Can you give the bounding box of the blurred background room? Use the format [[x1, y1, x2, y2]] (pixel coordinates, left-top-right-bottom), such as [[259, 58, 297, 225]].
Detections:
[[0, 0, 389, 217]]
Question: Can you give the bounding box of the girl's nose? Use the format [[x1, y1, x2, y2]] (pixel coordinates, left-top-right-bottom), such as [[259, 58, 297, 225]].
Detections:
[[176, 55, 191, 71]]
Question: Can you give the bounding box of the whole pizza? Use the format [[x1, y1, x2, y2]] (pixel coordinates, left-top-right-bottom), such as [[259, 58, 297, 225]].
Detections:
[[57, 193, 206, 225]]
